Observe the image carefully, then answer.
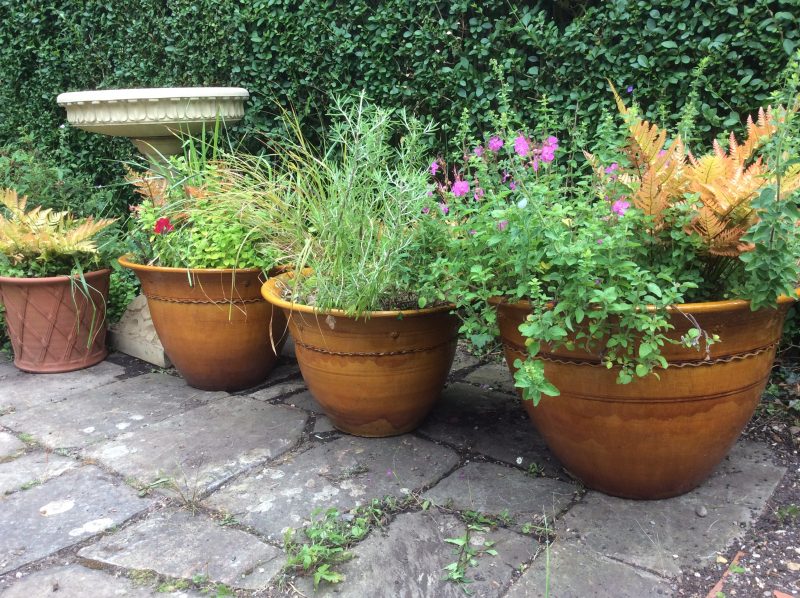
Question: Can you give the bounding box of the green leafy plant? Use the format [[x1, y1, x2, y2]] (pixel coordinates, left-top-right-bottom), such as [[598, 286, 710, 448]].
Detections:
[[435, 56, 800, 404], [126, 128, 275, 271], [0, 188, 117, 277], [443, 510, 499, 592], [241, 93, 446, 315]]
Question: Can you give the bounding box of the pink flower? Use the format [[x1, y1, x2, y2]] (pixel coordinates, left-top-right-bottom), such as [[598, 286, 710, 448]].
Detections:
[[597, 238, 604, 245], [468, 229, 477, 236], [514, 135, 530, 157], [473, 187, 484, 201], [473, 145, 484, 157], [546, 136, 559, 147], [452, 179, 470, 197], [488, 136, 504, 152], [430, 161, 440, 176], [612, 199, 631, 216], [497, 220, 509, 232], [438, 202, 449, 215], [422, 207, 430, 215], [509, 181, 517, 191], [154, 217, 174, 234], [531, 158, 540, 172], [604, 163, 619, 175], [540, 145, 555, 162]]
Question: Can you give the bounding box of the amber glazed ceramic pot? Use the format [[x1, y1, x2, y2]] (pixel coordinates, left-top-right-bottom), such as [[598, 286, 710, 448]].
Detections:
[[493, 296, 795, 499], [262, 273, 458, 437], [120, 256, 284, 391], [0, 269, 110, 373]]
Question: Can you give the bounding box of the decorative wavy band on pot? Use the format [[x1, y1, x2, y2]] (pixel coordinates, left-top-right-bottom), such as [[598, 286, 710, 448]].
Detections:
[[490, 294, 795, 498], [262, 273, 459, 437]]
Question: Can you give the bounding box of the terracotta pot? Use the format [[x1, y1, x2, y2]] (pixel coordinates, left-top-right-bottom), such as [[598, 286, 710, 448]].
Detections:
[[261, 273, 458, 437], [119, 256, 285, 391], [0, 269, 110, 373], [492, 296, 795, 499]]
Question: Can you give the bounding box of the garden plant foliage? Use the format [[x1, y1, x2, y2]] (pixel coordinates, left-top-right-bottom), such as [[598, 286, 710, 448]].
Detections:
[[0, 0, 797, 212]]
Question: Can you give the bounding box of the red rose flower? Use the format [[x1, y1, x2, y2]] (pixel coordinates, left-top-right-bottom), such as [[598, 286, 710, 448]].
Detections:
[[154, 217, 174, 234]]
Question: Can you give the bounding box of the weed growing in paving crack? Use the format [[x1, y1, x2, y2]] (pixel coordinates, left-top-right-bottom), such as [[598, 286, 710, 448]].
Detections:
[[775, 503, 799, 524], [281, 496, 408, 589], [443, 510, 500, 592]]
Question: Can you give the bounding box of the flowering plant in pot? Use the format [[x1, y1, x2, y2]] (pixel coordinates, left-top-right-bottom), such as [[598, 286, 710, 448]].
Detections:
[[433, 72, 800, 498], [248, 95, 457, 437], [120, 135, 284, 391], [0, 189, 116, 372]]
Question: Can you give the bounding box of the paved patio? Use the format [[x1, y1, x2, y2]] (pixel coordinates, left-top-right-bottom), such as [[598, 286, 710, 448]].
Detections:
[[0, 343, 787, 597]]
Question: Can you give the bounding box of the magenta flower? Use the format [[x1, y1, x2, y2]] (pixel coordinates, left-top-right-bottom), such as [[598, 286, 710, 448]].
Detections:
[[473, 187, 485, 201], [154, 217, 174, 234], [597, 238, 604, 245], [488, 136, 504, 152], [473, 145, 484, 157], [612, 199, 631, 216], [514, 135, 530, 157], [604, 163, 619, 175], [430, 161, 440, 176], [468, 229, 477, 236], [422, 207, 430, 214], [439, 202, 449, 215], [546, 136, 559, 147], [531, 158, 540, 172], [540, 146, 555, 162], [509, 181, 517, 191], [497, 220, 509, 232], [452, 179, 470, 197]]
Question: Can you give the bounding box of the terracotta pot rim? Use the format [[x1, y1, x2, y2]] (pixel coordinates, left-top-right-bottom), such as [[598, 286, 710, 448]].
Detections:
[[261, 272, 455, 319], [488, 290, 800, 314], [0, 268, 111, 286], [118, 254, 267, 276]]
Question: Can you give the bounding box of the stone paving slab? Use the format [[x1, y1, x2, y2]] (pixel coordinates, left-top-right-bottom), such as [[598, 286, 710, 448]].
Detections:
[[78, 508, 283, 590], [450, 347, 480, 374], [0, 564, 201, 597], [0, 432, 24, 459], [464, 361, 518, 395], [1, 373, 227, 449], [0, 361, 124, 414], [282, 390, 323, 414], [419, 383, 558, 474], [505, 539, 672, 597], [297, 510, 536, 597], [0, 465, 151, 575], [208, 435, 460, 540], [559, 440, 785, 577], [85, 396, 307, 492], [423, 462, 577, 531], [0, 451, 78, 495], [248, 379, 306, 401]]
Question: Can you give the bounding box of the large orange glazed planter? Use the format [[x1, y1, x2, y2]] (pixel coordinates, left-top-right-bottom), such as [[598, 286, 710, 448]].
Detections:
[[119, 256, 284, 391], [0, 269, 110, 373], [262, 273, 458, 437], [492, 295, 795, 499]]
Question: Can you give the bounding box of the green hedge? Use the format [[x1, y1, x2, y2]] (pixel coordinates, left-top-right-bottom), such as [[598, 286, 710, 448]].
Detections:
[[0, 0, 798, 208]]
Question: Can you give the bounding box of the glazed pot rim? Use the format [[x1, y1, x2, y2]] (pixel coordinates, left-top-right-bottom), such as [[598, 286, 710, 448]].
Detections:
[[488, 290, 800, 314], [119, 254, 267, 276], [0, 268, 111, 285], [261, 272, 455, 319]]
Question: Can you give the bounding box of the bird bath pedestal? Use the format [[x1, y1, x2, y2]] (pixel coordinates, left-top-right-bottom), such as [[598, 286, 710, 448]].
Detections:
[[56, 87, 250, 366]]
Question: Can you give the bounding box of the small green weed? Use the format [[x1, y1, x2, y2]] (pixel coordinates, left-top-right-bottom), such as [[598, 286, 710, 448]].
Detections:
[[776, 503, 800, 524], [526, 463, 543, 477], [443, 512, 498, 592], [19, 479, 41, 491]]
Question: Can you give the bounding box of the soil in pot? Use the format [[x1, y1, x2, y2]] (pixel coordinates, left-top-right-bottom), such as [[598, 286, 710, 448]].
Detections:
[[0, 269, 110, 373], [262, 274, 458, 437], [493, 296, 795, 499]]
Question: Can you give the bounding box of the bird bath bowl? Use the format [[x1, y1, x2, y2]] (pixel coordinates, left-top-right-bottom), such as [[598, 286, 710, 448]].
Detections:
[[56, 87, 250, 160]]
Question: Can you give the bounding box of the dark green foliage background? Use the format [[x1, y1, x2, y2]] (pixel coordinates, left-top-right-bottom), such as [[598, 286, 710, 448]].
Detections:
[[1, 0, 798, 202]]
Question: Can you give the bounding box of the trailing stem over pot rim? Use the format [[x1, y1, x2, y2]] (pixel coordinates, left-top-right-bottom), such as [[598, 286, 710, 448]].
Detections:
[[429, 58, 800, 404]]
